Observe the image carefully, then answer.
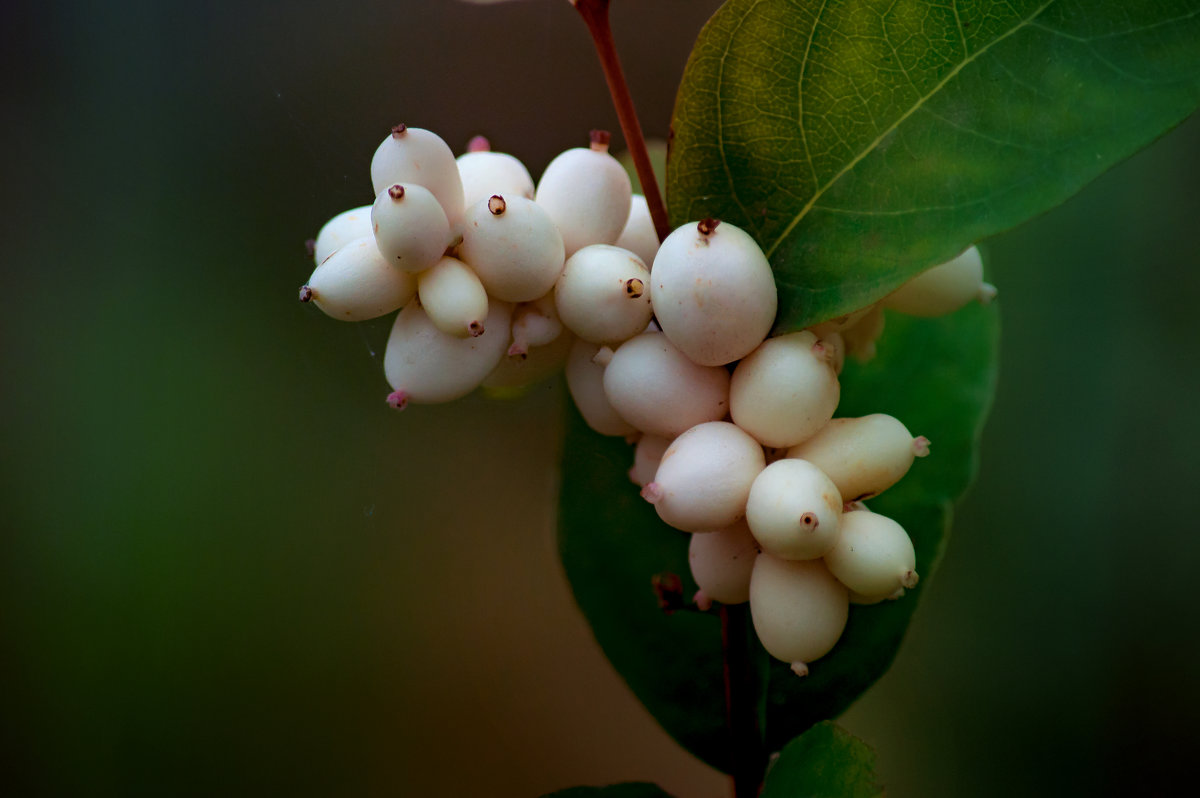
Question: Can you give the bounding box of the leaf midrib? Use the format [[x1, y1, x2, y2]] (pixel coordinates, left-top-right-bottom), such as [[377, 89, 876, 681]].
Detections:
[[761, 0, 1058, 259]]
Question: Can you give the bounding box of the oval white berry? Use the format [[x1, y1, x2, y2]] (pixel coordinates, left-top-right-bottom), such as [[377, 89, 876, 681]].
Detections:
[[482, 330, 574, 392], [535, 131, 632, 256], [749, 554, 849, 676], [459, 194, 566, 303], [745, 459, 843, 561], [299, 236, 416, 321], [370, 124, 465, 228], [417, 256, 489, 338], [615, 194, 659, 267], [602, 332, 730, 438], [565, 339, 637, 437], [457, 147, 535, 208], [729, 330, 841, 448], [651, 219, 777, 366], [371, 183, 451, 273], [555, 244, 653, 345], [313, 205, 372, 265], [840, 304, 885, 363], [786, 414, 929, 502], [642, 421, 764, 533], [823, 509, 919, 598], [883, 246, 996, 317], [382, 298, 512, 407], [689, 520, 759, 607]]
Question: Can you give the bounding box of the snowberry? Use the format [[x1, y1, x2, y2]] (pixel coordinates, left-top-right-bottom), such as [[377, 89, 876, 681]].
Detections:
[[689, 520, 759, 608], [565, 339, 637, 437], [382, 298, 512, 408], [615, 194, 659, 267], [457, 138, 535, 208], [535, 130, 632, 256], [312, 205, 372, 265], [459, 194, 566, 303], [749, 554, 849, 677], [482, 330, 574, 392], [555, 244, 653, 345], [371, 183, 452, 273], [651, 218, 777, 366], [602, 332, 730, 438], [729, 330, 840, 448], [370, 124, 465, 228], [299, 236, 416, 322], [883, 246, 996, 317], [629, 434, 671, 487], [745, 459, 843, 561], [823, 509, 919, 599], [417, 256, 490, 338], [786, 414, 930, 502], [508, 298, 565, 358], [840, 304, 885, 362], [642, 421, 764, 533]]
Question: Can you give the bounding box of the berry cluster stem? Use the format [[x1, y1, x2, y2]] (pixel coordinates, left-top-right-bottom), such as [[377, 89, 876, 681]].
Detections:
[[572, 0, 671, 243], [722, 604, 767, 797]]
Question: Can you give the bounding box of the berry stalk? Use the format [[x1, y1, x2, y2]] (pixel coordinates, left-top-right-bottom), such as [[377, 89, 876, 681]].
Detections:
[[571, 0, 671, 242], [721, 603, 767, 797]]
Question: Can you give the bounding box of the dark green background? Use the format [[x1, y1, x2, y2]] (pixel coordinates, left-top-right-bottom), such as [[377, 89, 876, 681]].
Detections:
[[2, 1, 1197, 795]]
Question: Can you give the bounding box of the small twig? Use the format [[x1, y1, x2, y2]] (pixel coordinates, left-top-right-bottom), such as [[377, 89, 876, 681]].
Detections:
[[572, 0, 672, 242], [722, 604, 767, 797]]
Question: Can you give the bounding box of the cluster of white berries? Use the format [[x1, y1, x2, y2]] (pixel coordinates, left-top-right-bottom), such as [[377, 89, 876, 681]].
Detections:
[[300, 123, 997, 678]]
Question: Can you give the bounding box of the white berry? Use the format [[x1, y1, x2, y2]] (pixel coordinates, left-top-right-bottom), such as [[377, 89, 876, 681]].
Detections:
[[729, 330, 841, 448], [313, 205, 372, 265], [370, 124, 465, 229], [786, 414, 929, 502], [745, 459, 843, 561], [459, 194, 566, 303], [629, 434, 671, 487], [651, 219, 777, 366], [823, 509, 919, 598], [457, 145, 535, 208], [642, 421, 764, 533], [615, 194, 659, 267], [535, 131, 632, 256], [883, 246, 996, 317], [382, 298, 512, 408], [555, 244, 653, 345], [565, 339, 637, 437], [371, 183, 451, 273], [749, 554, 849, 676], [299, 236, 416, 322], [417, 256, 490, 338], [689, 520, 759, 607], [602, 332, 730, 438]]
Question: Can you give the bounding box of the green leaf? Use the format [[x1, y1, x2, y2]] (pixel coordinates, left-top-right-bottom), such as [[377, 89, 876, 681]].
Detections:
[[761, 722, 883, 798], [558, 300, 998, 768], [540, 784, 675, 798], [668, 0, 1200, 331]]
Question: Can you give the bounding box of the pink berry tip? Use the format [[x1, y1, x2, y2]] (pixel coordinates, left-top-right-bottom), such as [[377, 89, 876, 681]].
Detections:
[[589, 129, 611, 151], [390, 123, 407, 138], [913, 436, 931, 457], [487, 195, 507, 215], [979, 282, 998, 304], [697, 217, 720, 237], [466, 135, 490, 153], [790, 661, 810, 678], [901, 569, 920, 589], [468, 321, 485, 338], [507, 341, 528, 360], [298, 285, 313, 303], [693, 590, 713, 612], [624, 278, 645, 298], [385, 390, 409, 410], [387, 184, 405, 200], [640, 482, 664, 504]]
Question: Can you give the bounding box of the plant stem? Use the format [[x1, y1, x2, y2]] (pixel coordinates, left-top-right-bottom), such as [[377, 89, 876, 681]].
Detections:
[[722, 603, 767, 797], [572, 0, 672, 242]]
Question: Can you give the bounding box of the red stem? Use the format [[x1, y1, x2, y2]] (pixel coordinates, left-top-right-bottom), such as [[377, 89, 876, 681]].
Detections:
[[722, 604, 767, 797], [572, 0, 672, 243]]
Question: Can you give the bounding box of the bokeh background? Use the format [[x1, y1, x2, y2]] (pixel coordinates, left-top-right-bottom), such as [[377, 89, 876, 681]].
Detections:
[[2, 1, 1198, 795]]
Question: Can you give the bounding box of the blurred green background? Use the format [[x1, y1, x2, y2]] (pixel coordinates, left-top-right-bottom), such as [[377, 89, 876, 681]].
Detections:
[[2, 1, 1198, 795]]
